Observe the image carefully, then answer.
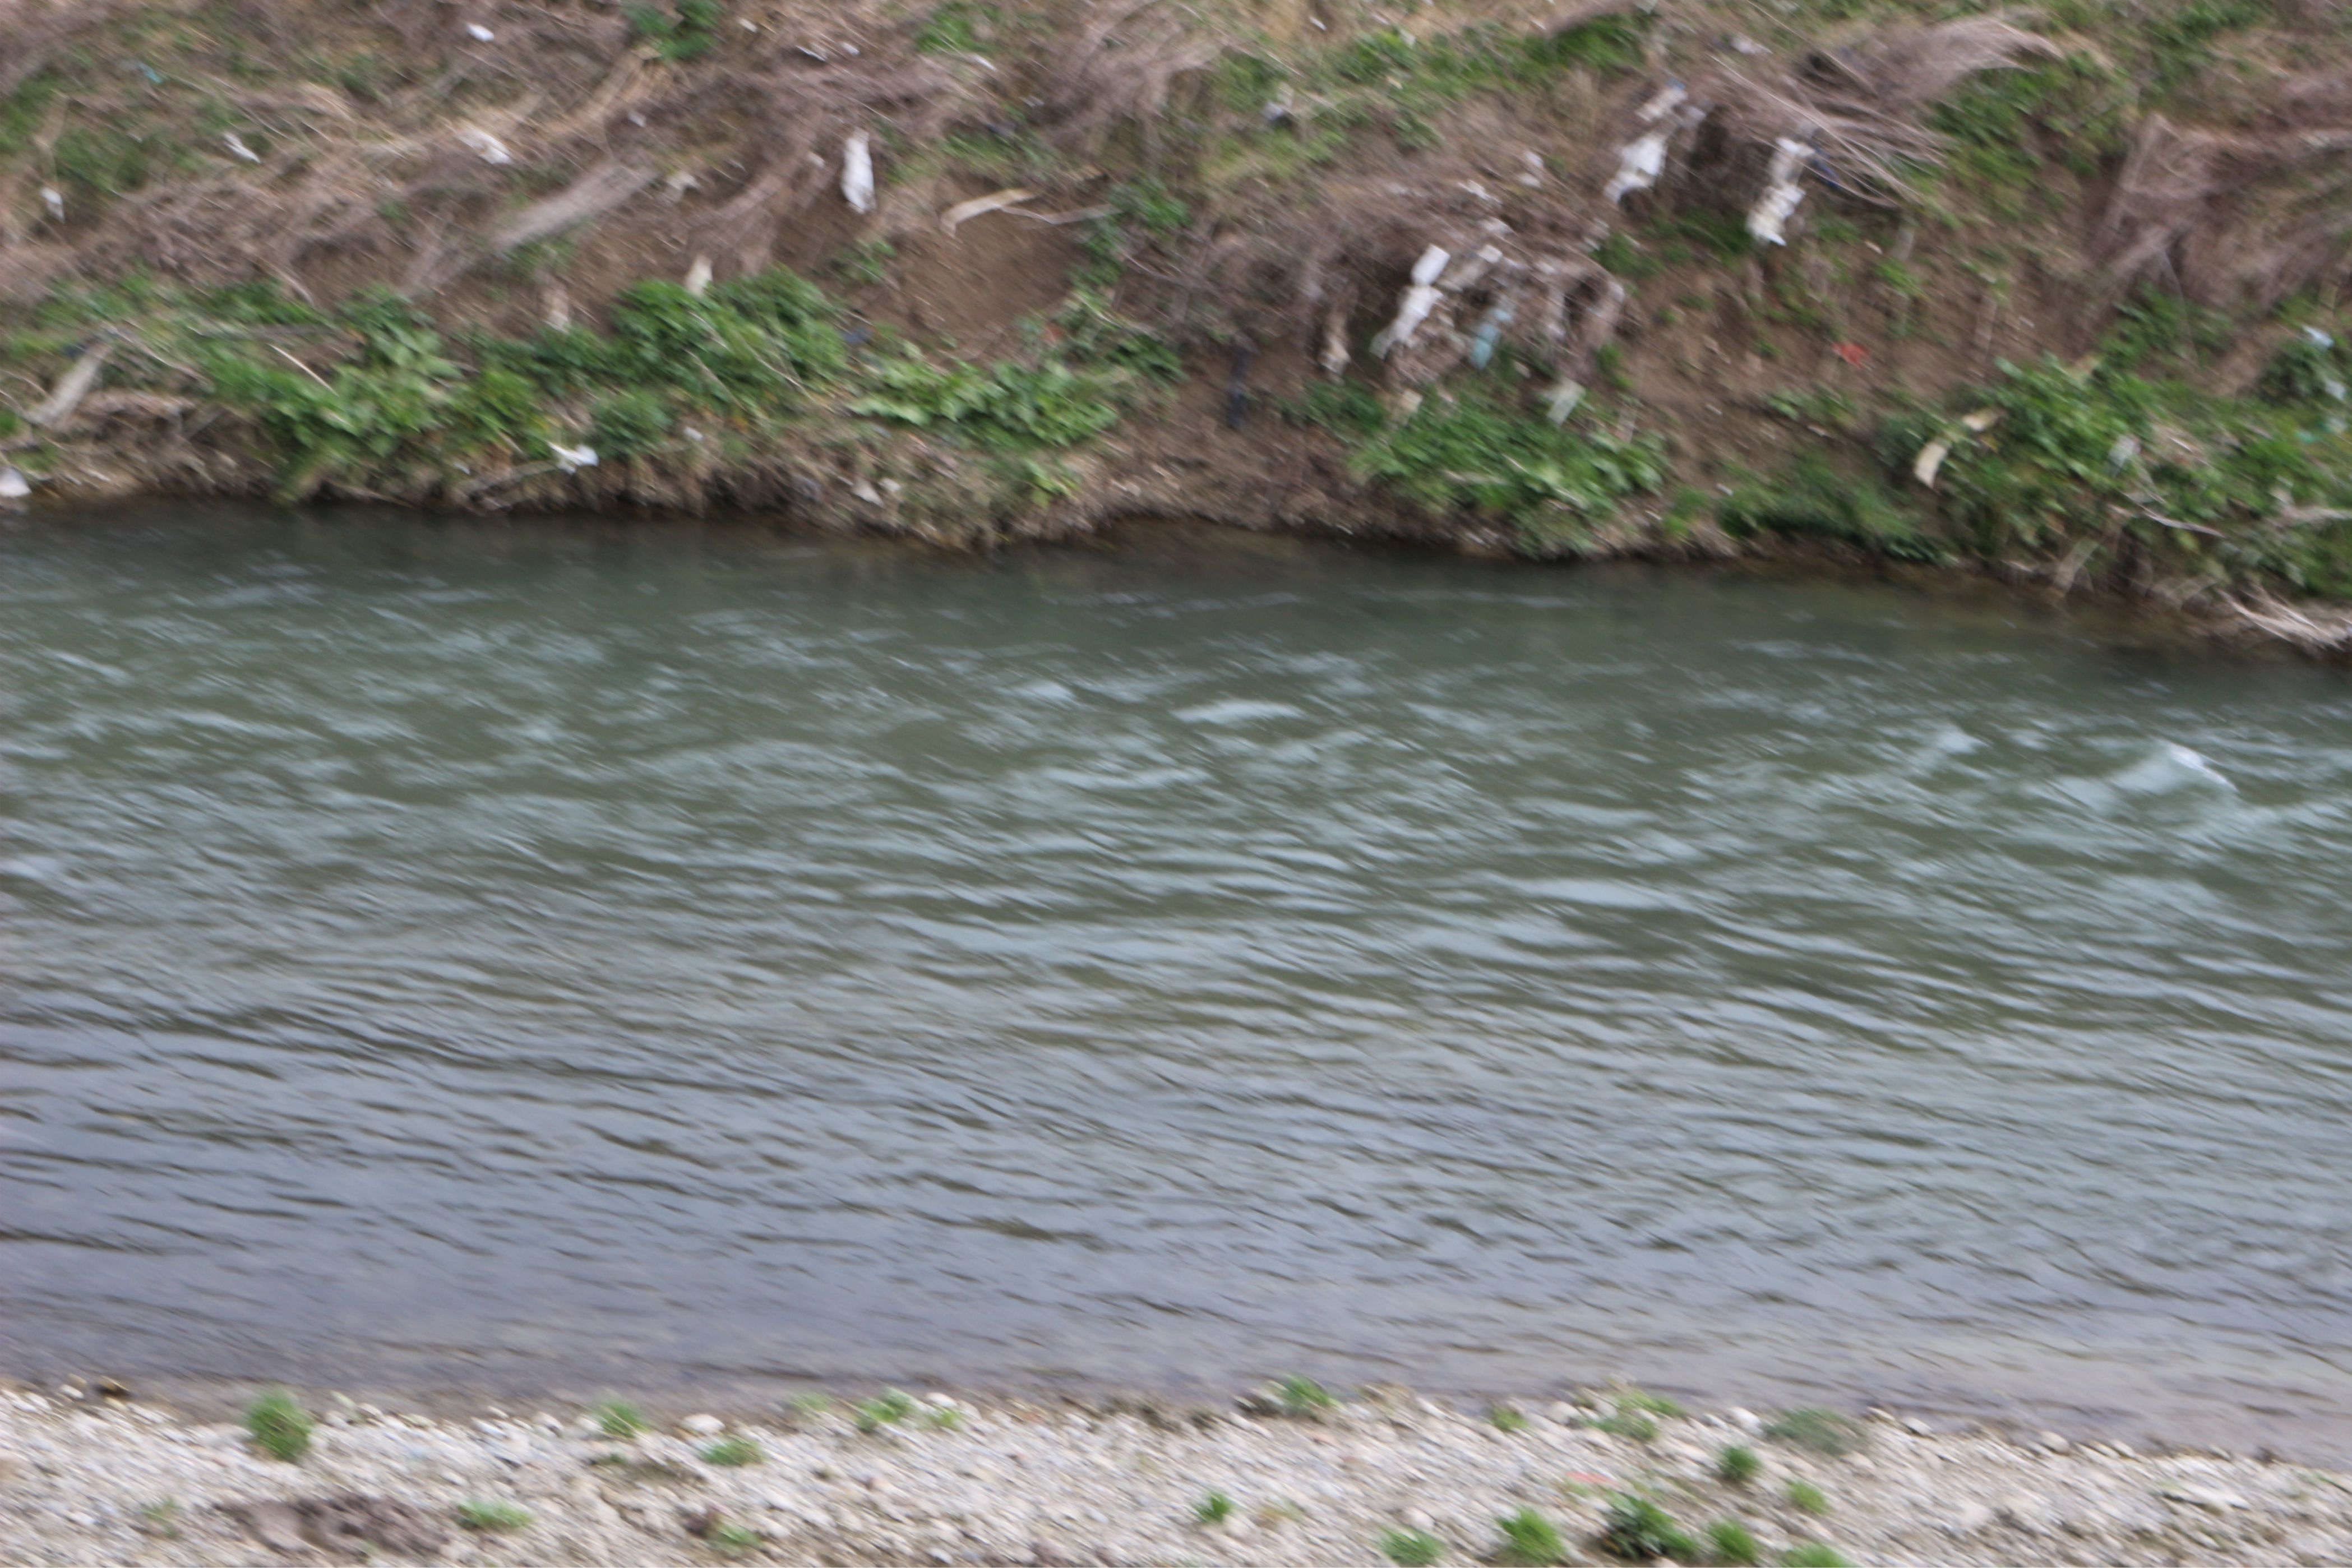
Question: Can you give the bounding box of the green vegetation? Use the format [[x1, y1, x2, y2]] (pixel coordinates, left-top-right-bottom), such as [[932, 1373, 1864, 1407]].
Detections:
[[853, 1389, 919, 1433], [243, 1390, 313, 1463], [1717, 1445, 1762, 1486], [1488, 1404, 1530, 1433], [1380, 1526, 1447, 1565], [136, 1499, 182, 1539], [596, 1400, 649, 1439], [455, 1500, 532, 1531], [625, 0, 723, 63], [1708, 1518, 1762, 1565], [1597, 1493, 1700, 1562], [1779, 1545, 1850, 1568], [700, 1436, 764, 1467], [1786, 1481, 1832, 1516], [1722, 454, 1943, 562], [1349, 385, 1664, 552], [706, 1519, 763, 1556], [849, 356, 1126, 448], [1276, 1375, 1337, 1417], [1495, 1507, 1569, 1566], [1194, 1491, 1236, 1525], [1768, 1410, 1872, 1457], [923, 1403, 965, 1431], [916, 1, 1001, 55]]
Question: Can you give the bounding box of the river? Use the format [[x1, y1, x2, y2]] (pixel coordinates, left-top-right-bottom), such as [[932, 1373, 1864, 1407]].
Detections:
[[4, 504, 2348, 1458]]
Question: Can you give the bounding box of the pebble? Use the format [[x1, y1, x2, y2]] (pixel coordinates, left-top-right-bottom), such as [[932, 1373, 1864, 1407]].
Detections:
[[0, 1385, 2342, 1567], [1726, 1407, 1762, 1435], [681, 1414, 725, 1437]]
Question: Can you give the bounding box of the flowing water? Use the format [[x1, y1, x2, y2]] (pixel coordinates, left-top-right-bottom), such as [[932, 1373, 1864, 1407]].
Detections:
[[5, 505, 2350, 1456]]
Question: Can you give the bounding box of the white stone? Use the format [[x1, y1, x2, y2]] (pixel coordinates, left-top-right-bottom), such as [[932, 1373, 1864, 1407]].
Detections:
[[681, 1414, 724, 1437]]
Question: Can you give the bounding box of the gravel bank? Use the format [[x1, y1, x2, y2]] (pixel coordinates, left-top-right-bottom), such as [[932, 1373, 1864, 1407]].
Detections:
[[4, 1380, 2349, 1566]]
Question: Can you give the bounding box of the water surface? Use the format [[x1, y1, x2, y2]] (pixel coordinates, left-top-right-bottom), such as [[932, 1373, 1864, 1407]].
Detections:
[[5, 506, 2350, 1456]]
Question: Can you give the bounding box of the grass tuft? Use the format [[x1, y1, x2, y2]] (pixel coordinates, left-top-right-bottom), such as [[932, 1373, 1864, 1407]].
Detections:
[[700, 1436, 763, 1467], [596, 1400, 648, 1439], [244, 1390, 313, 1463], [853, 1389, 917, 1433], [1488, 1404, 1529, 1433], [455, 1500, 532, 1531], [1762, 1408, 1866, 1458], [1495, 1507, 1568, 1566], [1194, 1491, 1235, 1525], [1276, 1375, 1336, 1417], [1708, 1518, 1761, 1565], [1597, 1492, 1699, 1561], [1380, 1525, 1445, 1565], [1779, 1546, 1849, 1568], [1786, 1481, 1832, 1516], [1717, 1445, 1762, 1485]]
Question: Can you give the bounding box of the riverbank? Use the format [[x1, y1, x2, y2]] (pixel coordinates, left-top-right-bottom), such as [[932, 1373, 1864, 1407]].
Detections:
[[4, 1379, 2349, 1566], [7, 1, 2352, 654]]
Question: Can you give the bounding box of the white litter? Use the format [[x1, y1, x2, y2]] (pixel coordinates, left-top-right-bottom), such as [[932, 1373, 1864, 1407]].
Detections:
[[41, 186, 63, 220], [1369, 245, 1450, 359], [1604, 130, 1669, 203], [841, 131, 875, 214], [224, 133, 260, 163], [0, 466, 30, 501], [1746, 137, 1812, 246], [939, 187, 1036, 234], [465, 22, 495, 41], [684, 255, 713, 297], [459, 128, 514, 166], [550, 444, 598, 471], [1636, 81, 1688, 123]]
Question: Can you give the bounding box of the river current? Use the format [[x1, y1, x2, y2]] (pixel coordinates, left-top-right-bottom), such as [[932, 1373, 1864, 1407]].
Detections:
[[4, 506, 2348, 1456]]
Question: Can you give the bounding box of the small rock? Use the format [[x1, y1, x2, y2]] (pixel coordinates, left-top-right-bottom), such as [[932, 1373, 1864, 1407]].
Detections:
[[1402, 1508, 1435, 1532], [1942, 1501, 1995, 1534], [681, 1414, 725, 1437], [2162, 1483, 2249, 1511], [1546, 1402, 1579, 1426], [1029, 1541, 1073, 1567], [1727, 1407, 1762, 1435], [1997, 1495, 2055, 1534], [2037, 1431, 2072, 1454]]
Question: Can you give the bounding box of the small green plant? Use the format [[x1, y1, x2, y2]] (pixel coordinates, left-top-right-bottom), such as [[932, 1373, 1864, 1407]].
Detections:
[[1597, 1493, 1699, 1561], [1495, 1507, 1568, 1566], [136, 1499, 182, 1539], [1593, 1403, 1660, 1442], [915, 0, 1000, 54], [1779, 1546, 1849, 1568], [850, 354, 1128, 448], [455, 1500, 532, 1531], [1380, 1526, 1445, 1565], [1195, 1491, 1236, 1525], [1717, 1445, 1762, 1486], [597, 1400, 649, 1439], [1489, 1404, 1530, 1433], [923, 1403, 965, 1431], [1279, 378, 1387, 437], [786, 1392, 833, 1419], [700, 1436, 764, 1467], [1615, 1389, 1685, 1418], [1762, 1408, 1866, 1458], [1785, 1481, 1831, 1516], [244, 1389, 313, 1462], [1721, 455, 1942, 563], [1348, 383, 1665, 552], [1276, 1375, 1336, 1417], [853, 1388, 917, 1433], [625, 0, 723, 62], [835, 238, 897, 288], [706, 1519, 762, 1556], [1708, 1519, 1761, 1565]]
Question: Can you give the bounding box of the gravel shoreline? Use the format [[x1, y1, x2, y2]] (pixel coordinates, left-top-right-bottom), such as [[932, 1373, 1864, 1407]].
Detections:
[[4, 1378, 2348, 1566]]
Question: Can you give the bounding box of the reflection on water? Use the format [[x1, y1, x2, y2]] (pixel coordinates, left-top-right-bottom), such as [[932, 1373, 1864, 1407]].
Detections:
[[4, 505, 2350, 1456]]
